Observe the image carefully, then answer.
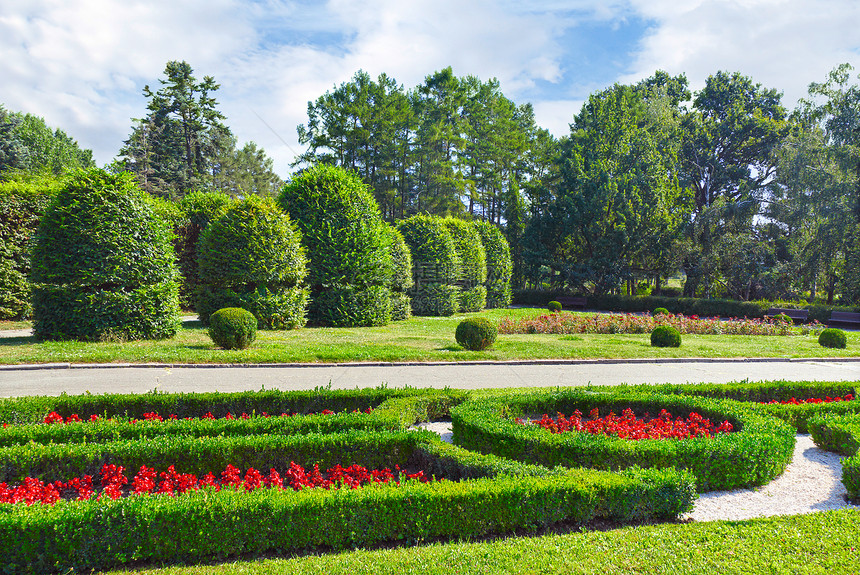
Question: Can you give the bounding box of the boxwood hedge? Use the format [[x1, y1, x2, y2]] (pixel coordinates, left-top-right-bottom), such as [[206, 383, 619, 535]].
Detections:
[[29, 169, 180, 341], [473, 220, 512, 309], [398, 215, 461, 316], [807, 413, 860, 502], [387, 225, 413, 320], [451, 389, 796, 492], [443, 218, 487, 312]]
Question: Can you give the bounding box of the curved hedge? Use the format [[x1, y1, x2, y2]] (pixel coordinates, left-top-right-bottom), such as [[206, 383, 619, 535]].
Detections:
[[29, 169, 180, 341], [397, 215, 461, 316], [451, 390, 796, 492], [473, 220, 512, 308], [443, 218, 487, 312], [196, 196, 308, 329], [278, 165, 392, 326], [808, 413, 860, 502]]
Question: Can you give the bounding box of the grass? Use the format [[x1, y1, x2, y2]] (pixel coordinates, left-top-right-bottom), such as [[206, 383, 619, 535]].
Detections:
[[100, 509, 860, 574], [1, 308, 859, 365]]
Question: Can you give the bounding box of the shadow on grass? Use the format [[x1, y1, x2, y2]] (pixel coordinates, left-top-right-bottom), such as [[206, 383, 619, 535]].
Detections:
[[0, 336, 35, 346], [182, 319, 204, 329]]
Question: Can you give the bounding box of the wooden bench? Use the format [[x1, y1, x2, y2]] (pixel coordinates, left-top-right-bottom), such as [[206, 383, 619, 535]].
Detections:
[[765, 308, 809, 323], [828, 311, 860, 328], [556, 296, 587, 310]]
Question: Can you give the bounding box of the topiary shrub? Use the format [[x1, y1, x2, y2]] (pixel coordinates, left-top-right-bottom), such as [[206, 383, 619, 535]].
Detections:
[[651, 325, 681, 348], [398, 215, 461, 317], [455, 317, 498, 351], [548, 300, 562, 313], [196, 195, 308, 329], [387, 226, 413, 321], [278, 165, 392, 327], [29, 169, 180, 341], [819, 328, 847, 349], [473, 220, 512, 308], [443, 218, 487, 312], [772, 313, 792, 325], [653, 307, 669, 316], [208, 307, 257, 350]]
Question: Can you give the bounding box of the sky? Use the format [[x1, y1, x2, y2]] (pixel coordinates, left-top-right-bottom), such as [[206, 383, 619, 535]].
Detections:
[[2, 0, 859, 177]]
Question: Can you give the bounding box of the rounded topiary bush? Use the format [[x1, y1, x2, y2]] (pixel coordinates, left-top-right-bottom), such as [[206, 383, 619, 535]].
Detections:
[[772, 313, 792, 325], [653, 307, 669, 316], [819, 328, 847, 349], [397, 215, 461, 317], [473, 220, 512, 309], [443, 218, 487, 312], [455, 317, 498, 351], [279, 164, 392, 327], [548, 300, 562, 313], [651, 325, 681, 347], [196, 195, 308, 329], [208, 307, 257, 350], [30, 169, 180, 341]]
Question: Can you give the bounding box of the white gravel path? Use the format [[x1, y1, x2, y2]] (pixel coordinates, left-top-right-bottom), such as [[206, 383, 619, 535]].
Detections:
[[412, 423, 858, 520]]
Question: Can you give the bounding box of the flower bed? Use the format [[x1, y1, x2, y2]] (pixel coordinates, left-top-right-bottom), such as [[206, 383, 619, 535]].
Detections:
[[497, 312, 815, 336], [522, 408, 734, 440], [452, 390, 795, 492], [38, 407, 371, 425]]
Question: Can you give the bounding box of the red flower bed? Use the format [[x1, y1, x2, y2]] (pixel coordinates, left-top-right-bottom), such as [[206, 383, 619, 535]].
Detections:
[[36, 408, 373, 426], [762, 394, 854, 405], [518, 408, 734, 440], [0, 461, 431, 506]]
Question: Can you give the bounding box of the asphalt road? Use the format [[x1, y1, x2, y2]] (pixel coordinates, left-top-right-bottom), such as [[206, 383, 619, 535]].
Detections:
[[2, 358, 860, 397]]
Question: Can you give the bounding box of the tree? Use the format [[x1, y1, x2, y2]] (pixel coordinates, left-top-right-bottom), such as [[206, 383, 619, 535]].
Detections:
[[0, 105, 94, 175], [211, 138, 283, 197]]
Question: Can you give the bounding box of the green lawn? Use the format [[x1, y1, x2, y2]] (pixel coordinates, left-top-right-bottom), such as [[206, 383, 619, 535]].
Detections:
[[2, 308, 858, 365], [102, 509, 860, 575]]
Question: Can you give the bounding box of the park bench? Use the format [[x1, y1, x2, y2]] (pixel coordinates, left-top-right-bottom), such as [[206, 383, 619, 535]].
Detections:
[[765, 308, 809, 323], [556, 296, 587, 310], [828, 311, 860, 328]]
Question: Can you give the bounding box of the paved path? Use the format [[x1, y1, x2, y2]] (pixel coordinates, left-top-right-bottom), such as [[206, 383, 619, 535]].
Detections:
[[2, 358, 860, 397]]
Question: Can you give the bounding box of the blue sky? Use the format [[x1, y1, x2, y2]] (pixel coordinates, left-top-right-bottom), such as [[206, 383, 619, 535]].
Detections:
[[1, 0, 859, 176]]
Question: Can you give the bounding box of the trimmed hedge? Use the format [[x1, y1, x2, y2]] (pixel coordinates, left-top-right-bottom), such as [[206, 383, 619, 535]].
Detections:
[[196, 196, 308, 329], [278, 164, 393, 327], [208, 307, 257, 350], [398, 215, 461, 317], [443, 218, 487, 312], [387, 226, 413, 320], [808, 413, 860, 502], [0, 430, 695, 574], [451, 390, 796, 492], [455, 317, 498, 351], [818, 328, 847, 349], [650, 325, 681, 347], [473, 220, 512, 309], [30, 169, 180, 341]]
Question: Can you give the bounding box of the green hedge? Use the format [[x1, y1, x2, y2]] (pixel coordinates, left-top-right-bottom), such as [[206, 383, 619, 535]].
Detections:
[[309, 285, 392, 327], [443, 218, 487, 312], [610, 380, 860, 433], [387, 226, 413, 320], [398, 215, 461, 317], [473, 220, 512, 309], [0, 431, 695, 574], [807, 413, 860, 502], [451, 390, 796, 492]]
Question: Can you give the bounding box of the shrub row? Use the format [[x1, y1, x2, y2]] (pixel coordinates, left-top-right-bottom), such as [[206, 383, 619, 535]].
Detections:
[[607, 380, 860, 433], [451, 390, 796, 492], [0, 429, 695, 573], [807, 413, 860, 502]]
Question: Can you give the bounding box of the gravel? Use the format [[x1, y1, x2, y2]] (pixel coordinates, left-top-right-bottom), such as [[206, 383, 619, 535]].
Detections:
[[411, 423, 858, 520]]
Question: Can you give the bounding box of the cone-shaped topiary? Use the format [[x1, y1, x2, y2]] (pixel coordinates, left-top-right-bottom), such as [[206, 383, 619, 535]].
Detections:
[[651, 325, 681, 347], [196, 195, 308, 329], [473, 220, 513, 308], [455, 317, 498, 351], [397, 215, 461, 316], [30, 169, 180, 341], [819, 328, 847, 349], [208, 307, 257, 350], [442, 218, 487, 312], [278, 164, 392, 326]]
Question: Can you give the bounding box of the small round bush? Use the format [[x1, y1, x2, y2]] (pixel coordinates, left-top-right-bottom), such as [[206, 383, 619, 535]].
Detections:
[[772, 313, 792, 325], [455, 317, 498, 351], [208, 308, 257, 350], [653, 307, 669, 316], [651, 325, 681, 347], [548, 301, 562, 313], [819, 328, 847, 349]]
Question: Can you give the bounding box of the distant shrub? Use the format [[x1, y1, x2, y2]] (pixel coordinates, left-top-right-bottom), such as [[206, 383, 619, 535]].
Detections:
[[772, 313, 792, 325], [196, 195, 308, 329], [473, 220, 512, 309], [653, 307, 669, 316], [651, 325, 681, 348], [208, 307, 257, 350], [548, 301, 562, 313], [30, 169, 180, 341], [455, 317, 497, 351], [819, 328, 847, 349]]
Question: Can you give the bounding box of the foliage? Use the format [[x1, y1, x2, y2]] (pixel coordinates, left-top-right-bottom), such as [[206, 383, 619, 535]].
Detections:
[[808, 413, 860, 501], [653, 307, 669, 316], [29, 169, 180, 341], [818, 327, 847, 348], [473, 220, 513, 308], [443, 218, 487, 311], [208, 307, 258, 350], [548, 301, 562, 312], [196, 195, 308, 328], [397, 214, 461, 316], [0, 105, 94, 174], [389, 291, 412, 321], [309, 285, 392, 327], [387, 226, 413, 320], [650, 325, 681, 347], [455, 317, 497, 351]]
